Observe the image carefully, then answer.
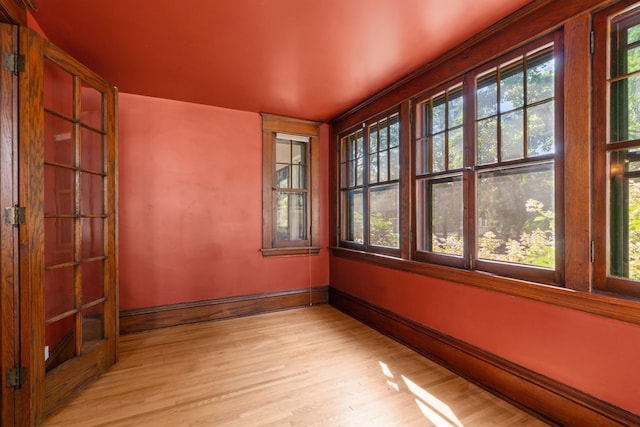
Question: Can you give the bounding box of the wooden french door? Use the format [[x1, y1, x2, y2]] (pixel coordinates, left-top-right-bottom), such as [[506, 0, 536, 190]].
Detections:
[[0, 25, 118, 426]]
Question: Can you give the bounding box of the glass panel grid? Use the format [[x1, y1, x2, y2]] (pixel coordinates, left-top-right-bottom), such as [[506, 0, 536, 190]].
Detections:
[[416, 84, 463, 175], [340, 114, 399, 248], [607, 9, 640, 283], [275, 137, 308, 190], [475, 46, 555, 165], [44, 63, 110, 366]]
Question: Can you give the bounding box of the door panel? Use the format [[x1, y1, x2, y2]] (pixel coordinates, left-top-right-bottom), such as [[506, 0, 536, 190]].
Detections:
[[18, 27, 118, 424]]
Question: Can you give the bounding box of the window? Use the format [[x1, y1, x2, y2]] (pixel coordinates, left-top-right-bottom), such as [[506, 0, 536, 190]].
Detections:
[[472, 41, 561, 283], [331, 3, 640, 320], [594, 1, 640, 298], [415, 83, 465, 267], [413, 37, 562, 283], [339, 112, 401, 255], [261, 114, 320, 257]]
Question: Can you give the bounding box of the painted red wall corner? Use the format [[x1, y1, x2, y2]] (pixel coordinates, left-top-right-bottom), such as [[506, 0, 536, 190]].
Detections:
[[118, 93, 329, 310]]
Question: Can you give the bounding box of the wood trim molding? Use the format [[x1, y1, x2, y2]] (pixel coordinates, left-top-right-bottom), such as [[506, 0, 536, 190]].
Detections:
[[329, 287, 640, 426], [331, 247, 640, 326], [0, 0, 36, 26], [331, 0, 618, 129], [119, 286, 329, 335], [260, 246, 321, 257], [261, 113, 321, 256]]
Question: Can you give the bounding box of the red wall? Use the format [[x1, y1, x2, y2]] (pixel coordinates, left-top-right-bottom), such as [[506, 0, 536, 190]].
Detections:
[[118, 93, 329, 310], [330, 256, 640, 414]]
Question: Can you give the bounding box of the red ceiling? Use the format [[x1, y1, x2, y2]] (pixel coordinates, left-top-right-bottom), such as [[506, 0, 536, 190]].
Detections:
[[32, 0, 534, 121]]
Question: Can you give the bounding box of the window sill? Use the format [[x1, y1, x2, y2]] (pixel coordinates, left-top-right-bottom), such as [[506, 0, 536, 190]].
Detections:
[[261, 246, 321, 258], [330, 247, 640, 326]]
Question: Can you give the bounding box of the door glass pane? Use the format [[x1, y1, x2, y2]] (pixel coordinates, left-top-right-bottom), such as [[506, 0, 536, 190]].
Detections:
[[81, 172, 104, 215], [44, 59, 73, 117], [44, 267, 74, 320], [477, 162, 555, 268], [45, 218, 74, 267], [82, 304, 104, 351], [45, 317, 76, 373], [80, 83, 103, 130], [81, 218, 104, 259], [81, 261, 104, 304], [369, 183, 399, 248], [45, 113, 74, 165], [44, 165, 74, 215], [81, 127, 104, 172]]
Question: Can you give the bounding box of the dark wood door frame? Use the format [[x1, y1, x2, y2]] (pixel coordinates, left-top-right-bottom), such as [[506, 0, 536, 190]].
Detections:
[[0, 0, 35, 27], [0, 21, 20, 427]]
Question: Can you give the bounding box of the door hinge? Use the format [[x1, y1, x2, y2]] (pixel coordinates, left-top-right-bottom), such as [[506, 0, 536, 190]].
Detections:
[[590, 240, 595, 263], [3, 52, 25, 75], [6, 365, 26, 389], [4, 206, 25, 226], [590, 31, 595, 55]]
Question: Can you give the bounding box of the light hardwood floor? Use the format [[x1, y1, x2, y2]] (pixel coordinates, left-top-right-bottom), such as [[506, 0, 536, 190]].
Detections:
[[42, 305, 548, 426]]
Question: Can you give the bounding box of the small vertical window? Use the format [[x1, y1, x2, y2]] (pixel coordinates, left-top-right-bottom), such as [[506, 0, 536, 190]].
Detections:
[[261, 114, 320, 257], [339, 112, 401, 254], [415, 83, 465, 266], [275, 134, 308, 242]]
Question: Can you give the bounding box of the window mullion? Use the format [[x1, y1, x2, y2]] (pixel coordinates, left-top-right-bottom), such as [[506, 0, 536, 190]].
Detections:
[[463, 72, 477, 270], [362, 128, 371, 250], [496, 66, 503, 164]]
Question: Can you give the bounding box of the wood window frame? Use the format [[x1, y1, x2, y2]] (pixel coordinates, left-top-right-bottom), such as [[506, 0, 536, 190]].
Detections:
[[337, 108, 407, 257], [331, 0, 640, 326], [261, 113, 320, 257], [593, 0, 640, 299], [466, 34, 565, 285], [413, 81, 467, 268]]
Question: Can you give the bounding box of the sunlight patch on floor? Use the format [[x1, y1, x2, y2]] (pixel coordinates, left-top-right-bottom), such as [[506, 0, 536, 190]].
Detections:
[[378, 360, 464, 427], [403, 374, 464, 427]]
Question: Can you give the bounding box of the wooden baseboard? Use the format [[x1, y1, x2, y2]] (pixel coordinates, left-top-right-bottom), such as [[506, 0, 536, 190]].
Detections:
[[329, 287, 640, 426], [120, 286, 328, 335]]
